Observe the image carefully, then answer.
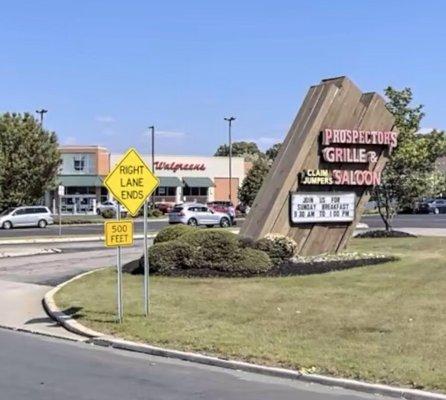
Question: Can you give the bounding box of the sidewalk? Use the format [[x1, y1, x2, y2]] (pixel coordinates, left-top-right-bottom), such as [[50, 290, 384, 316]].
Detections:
[[0, 279, 81, 340]]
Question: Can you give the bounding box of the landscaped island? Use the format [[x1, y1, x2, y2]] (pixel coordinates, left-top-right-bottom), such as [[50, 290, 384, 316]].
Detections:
[[55, 235, 446, 393]]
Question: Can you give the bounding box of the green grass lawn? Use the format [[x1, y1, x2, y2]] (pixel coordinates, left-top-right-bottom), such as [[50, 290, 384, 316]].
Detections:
[[55, 236, 446, 392]]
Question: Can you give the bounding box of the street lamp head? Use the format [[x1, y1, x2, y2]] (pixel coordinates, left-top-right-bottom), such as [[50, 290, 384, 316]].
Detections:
[[36, 109, 48, 114], [224, 117, 236, 122]]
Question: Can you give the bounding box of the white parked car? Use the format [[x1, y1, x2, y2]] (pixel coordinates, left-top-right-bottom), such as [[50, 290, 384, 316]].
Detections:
[[168, 203, 231, 227], [0, 206, 54, 229], [97, 201, 127, 215]]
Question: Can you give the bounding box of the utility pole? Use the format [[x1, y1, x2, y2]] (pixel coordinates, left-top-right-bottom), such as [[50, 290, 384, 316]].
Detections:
[[36, 109, 48, 126], [224, 117, 236, 203]]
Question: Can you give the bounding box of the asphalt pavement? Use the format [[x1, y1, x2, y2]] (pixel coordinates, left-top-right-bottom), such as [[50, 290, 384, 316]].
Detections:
[[363, 213, 446, 228], [0, 218, 168, 238], [0, 240, 145, 286], [0, 214, 445, 238], [0, 328, 391, 400]]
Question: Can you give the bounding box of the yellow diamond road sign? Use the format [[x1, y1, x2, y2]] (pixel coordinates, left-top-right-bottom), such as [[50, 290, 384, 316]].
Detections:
[[104, 148, 159, 216]]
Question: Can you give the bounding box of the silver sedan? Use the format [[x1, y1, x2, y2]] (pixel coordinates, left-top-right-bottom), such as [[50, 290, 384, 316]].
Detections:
[[168, 203, 231, 227]]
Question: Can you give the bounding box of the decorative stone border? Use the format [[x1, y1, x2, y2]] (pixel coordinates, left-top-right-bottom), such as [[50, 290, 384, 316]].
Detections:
[[44, 269, 446, 400]]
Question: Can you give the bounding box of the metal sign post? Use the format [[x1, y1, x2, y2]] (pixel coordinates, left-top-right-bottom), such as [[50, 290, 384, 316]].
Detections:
[[103, 147, 159, 321], [143, 200, 149, 316], [58, 185, 64, 236], [116, 204, 123, 323]]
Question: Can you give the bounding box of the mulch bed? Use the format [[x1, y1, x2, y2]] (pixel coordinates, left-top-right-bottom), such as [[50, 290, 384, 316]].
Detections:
[[355, 230, 416, 238], [123, 255, 398, 278]]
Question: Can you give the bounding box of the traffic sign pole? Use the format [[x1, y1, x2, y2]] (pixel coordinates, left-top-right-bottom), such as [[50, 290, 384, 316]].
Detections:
[[103, 147, 159, 322], [143, 200, 149, 316], [116, 204, 123, 323]]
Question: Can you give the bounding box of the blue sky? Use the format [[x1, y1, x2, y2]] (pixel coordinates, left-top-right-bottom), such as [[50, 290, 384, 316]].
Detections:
[[1, 1, 445, 155]]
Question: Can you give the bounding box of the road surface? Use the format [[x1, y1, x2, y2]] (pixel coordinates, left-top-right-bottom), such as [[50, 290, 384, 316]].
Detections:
[[0, 240, 145, 286], [0, 328, 391, 400], [0, 214, 445, 238]]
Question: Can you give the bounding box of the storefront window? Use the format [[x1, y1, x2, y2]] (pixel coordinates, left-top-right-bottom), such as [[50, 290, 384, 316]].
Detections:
[[66, 186, 96, 195], [155, 187, 176, 196], [183, 187, 208, 196]]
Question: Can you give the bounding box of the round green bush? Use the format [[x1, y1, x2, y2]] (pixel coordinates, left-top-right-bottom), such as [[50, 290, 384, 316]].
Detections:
[[151, 209, 164, 218], [101, 209, 115, 219], [255, 234, 297, 266], [233, 247, 272, 274], [148, 241, 196, 272], [154, 224, 197, 244], [181, 229, 241, 270]]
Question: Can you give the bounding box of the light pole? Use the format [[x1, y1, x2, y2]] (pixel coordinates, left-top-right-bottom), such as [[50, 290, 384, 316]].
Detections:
[[36, 109, 48, 126], [148, 126, 155, 207], [224, 117, 236, 203], [143, 125, 155, 317]]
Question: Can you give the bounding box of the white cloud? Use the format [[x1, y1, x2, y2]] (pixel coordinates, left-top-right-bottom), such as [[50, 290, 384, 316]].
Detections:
[[417, 127, 434, 135], [95, 115, 116, 123]]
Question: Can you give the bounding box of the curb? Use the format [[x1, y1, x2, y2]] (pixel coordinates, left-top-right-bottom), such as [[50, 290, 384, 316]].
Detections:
[[0, 248, 62, 258], [43, 270, 446, 400]]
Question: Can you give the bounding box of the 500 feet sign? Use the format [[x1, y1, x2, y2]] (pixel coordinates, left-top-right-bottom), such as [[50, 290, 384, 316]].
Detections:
[[104, 148, 160, 216], [290, 192, 355, 224]]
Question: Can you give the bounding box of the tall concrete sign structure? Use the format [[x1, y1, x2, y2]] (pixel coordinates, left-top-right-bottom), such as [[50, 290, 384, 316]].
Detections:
[[240, 76, 398, 255]]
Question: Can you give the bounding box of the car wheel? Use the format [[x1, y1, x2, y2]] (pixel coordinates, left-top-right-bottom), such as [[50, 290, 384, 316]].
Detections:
[[434, 207, 440, 215], [220, 217, 230, 228], [2, 221, 12, 230], [187, 218, 198, 226], [96, 209, 102, 215], [38, 219, 47, 228]]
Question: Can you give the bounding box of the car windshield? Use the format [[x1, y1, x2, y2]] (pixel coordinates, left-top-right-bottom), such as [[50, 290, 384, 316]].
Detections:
[[0, 207, 15, 216], [172, 206, 183, 212]]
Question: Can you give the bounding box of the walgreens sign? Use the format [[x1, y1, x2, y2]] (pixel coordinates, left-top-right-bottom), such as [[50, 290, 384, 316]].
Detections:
[[154, 161, 206, 173]]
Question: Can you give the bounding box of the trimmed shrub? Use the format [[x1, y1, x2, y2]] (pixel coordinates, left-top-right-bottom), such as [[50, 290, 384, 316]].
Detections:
[[150, 209, 164, 218], [255, 234, 297, 266], [229, 248, 272, 274], [181, 229, 241, 270], [148, 241, 196, 273], [238, 236, 256, 249], [154, 224, 197, 244], [101, 209, 115, 219]]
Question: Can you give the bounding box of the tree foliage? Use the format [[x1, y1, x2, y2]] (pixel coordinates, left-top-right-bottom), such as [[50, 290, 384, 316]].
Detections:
[[238, 157, 270, 207], [265, 142, 281, 161], [214, 141, 261, 162], [0, 113, 61, 210], [374, 88, 446, 230]]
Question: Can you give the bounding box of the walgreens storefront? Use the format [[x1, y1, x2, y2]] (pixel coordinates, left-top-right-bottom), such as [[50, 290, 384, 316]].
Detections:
[[110, 154, 248, 205]]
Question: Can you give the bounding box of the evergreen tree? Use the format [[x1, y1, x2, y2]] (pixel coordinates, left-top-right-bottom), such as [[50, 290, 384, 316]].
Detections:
[[238, 157, 270, 206]]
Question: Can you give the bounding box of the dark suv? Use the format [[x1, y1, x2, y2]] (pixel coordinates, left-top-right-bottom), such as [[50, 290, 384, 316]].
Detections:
[[418, 198, 446, 214]]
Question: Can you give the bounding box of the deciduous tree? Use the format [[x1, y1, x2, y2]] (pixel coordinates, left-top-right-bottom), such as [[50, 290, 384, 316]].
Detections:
[[265, 142, 281, 161], [0, 113, 61, 210], [374, 88, 446, 230], [214, 141, 262, 162]]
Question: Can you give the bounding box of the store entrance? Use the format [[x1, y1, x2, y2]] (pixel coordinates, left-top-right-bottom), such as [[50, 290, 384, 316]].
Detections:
[[60, 195, 96, 214]]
